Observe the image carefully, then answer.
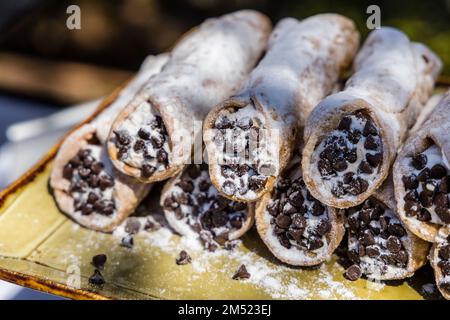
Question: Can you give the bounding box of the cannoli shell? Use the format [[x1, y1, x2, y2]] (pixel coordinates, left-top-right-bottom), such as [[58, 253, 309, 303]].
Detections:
[[108, 10, 272, 183], [302, 28, 441, 209], [50, 54, 168, 232], [394, 90, 450, 242], [204, 14, 359, 202]]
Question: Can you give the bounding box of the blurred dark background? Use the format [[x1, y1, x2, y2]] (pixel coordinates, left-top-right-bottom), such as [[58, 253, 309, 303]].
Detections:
[[0, 0, 449, 106]]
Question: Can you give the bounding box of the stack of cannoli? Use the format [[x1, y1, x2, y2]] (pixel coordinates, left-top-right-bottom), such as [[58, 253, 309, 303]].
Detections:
[[394, 90, 450, 296], [48, 9, 450, 298]]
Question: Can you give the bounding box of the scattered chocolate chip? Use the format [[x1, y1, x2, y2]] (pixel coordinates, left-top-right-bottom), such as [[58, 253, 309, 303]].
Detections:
[[438, 245, 450, 260], [338, 117, 352, 131], [92, 254, 107, 269], [358, 161, 373, 175], [366, 153, 382, 167], [364, 135, 378, 150], [411, 154, 427, 170], [176, 250, 192, 265], [386, 236, 402, 253], [430, 164, 447, 179], [345, 265, 362, 281], [89, 269, 105, 285], [402, 174, 419, 190], [138, 128, 150, 140], [363, 120, 378, 136], [222, 180, 236, 196], [63, 163, 73, 180], [232, 264, 250, 280]]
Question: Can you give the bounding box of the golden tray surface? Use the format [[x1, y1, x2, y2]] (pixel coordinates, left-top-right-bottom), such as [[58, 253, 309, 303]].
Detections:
[[0, 82, 449, 300]]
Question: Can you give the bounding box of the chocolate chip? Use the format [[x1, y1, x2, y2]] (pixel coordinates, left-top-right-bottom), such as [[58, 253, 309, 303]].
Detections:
[[331, 181, 345, 198], [91, 161, 104, 174], [177, 179, 194, 193], [87, 192, 99, 204], [275, 214, 291, 229], [318, 158, 334, 176], [363, 120, 377, 136], [381, 254, 397, 266], [364, 135, 378, 150], [267, 200, 280, 217], [434, 192, 449, 208], [411, 154, 427, 170], [366, 153, 382, 167], [215, 116, 233, 129], [312, 201, 325, 216], [387, 236, 402, 253], [232, 264, 250, 280], [361, 229, 375, 246], [187, 165, 201, 179], [287, 228, 303, 242], [138, 128, 150, 140], [99, 174, 114, 189], [230, 216, 243, 229], [439, 281, 450, 293], [291, 214, 306, 230], [347, 215, 359, 233], [83, 155, 94, 168], [315, 219, 331, 236], [438, 261, 450, 276], [78, 167, 91, 179], [199, 180, 210, 192], [333, 158, 348, 172], [366, 246, 380, 258], [176, 250, 192, 265], [120, 234, 134, 248], [436, 206, 450, 223], [358, 161, 373, 175], [347, 130, 361, 144], [393, 250, 408, 265], [151, 134, 165, 149], [345, 265, 362, 281], [404, 200, 421, 217], [387, 224, 407, 237], [211, 211, 228, 227], [417, 168, 430, 182], [92, 254, 107, 269], [338, 116, 352, 131], [114, 130, 131, 146], [63, 163, 73, 180], [438, 245, 450, 260], [133, 139, 145, 152], [142, 164, 156, 178], [157, 149, 168, 165], [402, 174, 419, 190], [81, 203, 94, 215], [89, 269, 105, 285], [419, 191, 433, 208], [347, 178, 368, 196], [249, 175, 267, 191], [430, 164, 447, 179], [439, 176, 450, 193], [125, 218, 141, 234], [305, 237, 323, 250], [222, 180, 236, 196], [404, 190, 419, 202], [288, 191, 304, 207]]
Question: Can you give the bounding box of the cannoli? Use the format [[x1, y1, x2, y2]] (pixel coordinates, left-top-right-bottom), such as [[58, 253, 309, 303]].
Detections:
[[107, 10, 271, 183], [430, 227, 450, 299], [255, 150, 345, 266], [203, 14, 359, 202], [50, 54, 168, 232], [302, 28, 442, 209], [161, 164, 253, 251], [393, 90, 450, 242], [343, 177, 429, 281]]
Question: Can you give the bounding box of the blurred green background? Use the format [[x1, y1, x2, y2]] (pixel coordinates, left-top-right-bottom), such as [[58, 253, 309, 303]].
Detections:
[[0, 0, 449, 104]]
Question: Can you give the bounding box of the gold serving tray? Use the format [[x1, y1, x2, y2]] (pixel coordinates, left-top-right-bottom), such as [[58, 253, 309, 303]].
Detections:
[[0, 82, 448, 300]]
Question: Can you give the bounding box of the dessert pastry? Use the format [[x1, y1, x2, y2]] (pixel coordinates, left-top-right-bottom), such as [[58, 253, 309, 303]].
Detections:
[[255, 151, 345, 266], [394, 90, 450, 242], [343, 177, 429, 280], [430, 227, 450, 299], [107, 10, 271, 183], [50, 54, 168, 232], [302, 28, 441, 209], [161, 164, 253, 251], [203, 14, 359, 202]]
